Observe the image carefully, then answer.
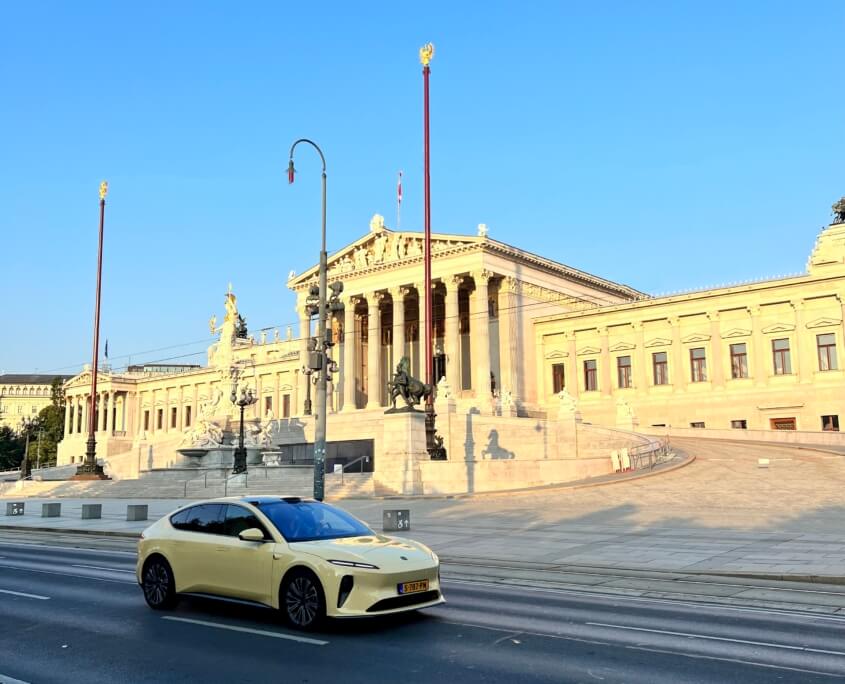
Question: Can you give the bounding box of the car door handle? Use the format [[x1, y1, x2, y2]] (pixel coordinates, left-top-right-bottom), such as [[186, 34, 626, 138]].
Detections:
[[215, 547, 228, 552]]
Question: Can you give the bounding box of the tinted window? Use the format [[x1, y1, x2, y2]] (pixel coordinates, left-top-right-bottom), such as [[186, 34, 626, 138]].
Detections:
[[183, 504, 224, 534], [170, 508, 191, 530], [256, 501, 372, 542], [223, 505, 269, 538]]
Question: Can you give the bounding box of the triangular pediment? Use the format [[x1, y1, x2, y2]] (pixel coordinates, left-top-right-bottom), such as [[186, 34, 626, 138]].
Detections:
[[762, 322, 796, 334], [681, 332, 711, 344], [644, 337, 672, 348], [288, 225, 482, 288], [721, 328, 751, 339], [806, 317, 842, 330], [609, 341, 635, 352], [577, 346, 601, 356], [545, 349, 569, 359], [65, 371, 111, 390]]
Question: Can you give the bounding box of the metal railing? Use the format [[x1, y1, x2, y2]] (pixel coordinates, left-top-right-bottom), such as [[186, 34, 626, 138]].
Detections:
[[338, 455, 371, 485], [627, 438, 672, 471]]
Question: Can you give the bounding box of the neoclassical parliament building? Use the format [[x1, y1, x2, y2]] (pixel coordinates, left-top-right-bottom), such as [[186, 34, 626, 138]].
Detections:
[[56, 210, 845, 475]]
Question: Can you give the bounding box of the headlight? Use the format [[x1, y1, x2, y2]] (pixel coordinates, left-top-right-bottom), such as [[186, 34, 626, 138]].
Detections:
[[328, 560, 380, 570]]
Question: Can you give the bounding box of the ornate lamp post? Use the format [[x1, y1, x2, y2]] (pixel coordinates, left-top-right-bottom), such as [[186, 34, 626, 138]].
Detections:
[[230, 376, 257, 475], [18, 416, 34, 480], [74, 181, 109, 480], [288, 139, 342, 501], [301, 365, 314, 415]]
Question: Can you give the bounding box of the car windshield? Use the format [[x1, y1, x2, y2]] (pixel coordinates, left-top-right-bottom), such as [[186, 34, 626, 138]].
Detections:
[[256, 500, 373, 542]]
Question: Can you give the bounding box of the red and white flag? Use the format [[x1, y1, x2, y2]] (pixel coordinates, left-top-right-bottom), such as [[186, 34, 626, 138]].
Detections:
[[397, 170, 403, 206]]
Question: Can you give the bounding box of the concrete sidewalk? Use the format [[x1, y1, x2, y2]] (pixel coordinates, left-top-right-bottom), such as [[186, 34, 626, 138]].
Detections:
[[2, 492, 844, 583]]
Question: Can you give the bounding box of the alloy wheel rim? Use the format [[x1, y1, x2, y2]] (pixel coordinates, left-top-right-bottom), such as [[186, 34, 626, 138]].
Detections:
[[286, 576, 319, 625], [143, 563, 169, 606]]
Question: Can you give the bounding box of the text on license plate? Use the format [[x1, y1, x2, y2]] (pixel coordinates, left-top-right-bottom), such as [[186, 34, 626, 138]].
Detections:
[[398, 580, 429, 594]]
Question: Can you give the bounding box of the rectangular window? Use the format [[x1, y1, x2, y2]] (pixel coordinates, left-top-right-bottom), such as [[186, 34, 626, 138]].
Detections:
[[652, 352, 668, 385], [282, 394, 291, 418], [731, 419, 747, 429], [185, 405, 192, 428], [584, 360, 598, 392], [690, 347, 707, 382], [770, 417, 796, 430], [552, 363, 565, 394], [156, 409, 163, 430], [690, 422, 705, 428], [143, 411, 150, 431], [772, 338, 792, 375], [817, 333, 838, 371], [617, 356, 632, 389], [730, 343, 748, 379], [264, 396, 273, 416], [822, 415, 839, 431], [170, 407, 177, 428]]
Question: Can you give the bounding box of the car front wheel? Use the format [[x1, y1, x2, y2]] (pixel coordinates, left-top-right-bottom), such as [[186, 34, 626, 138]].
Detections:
[[142, 557, 177, 610], [282, 570, 325, 630]]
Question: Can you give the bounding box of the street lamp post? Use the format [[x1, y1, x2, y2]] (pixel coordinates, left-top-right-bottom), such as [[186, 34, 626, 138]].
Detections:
[[75, 181, 109, 480], [18, 417, 33, 480], [288, 139, 342, 501], [230, 379, 256, 475], [301, 365, 314, 415]]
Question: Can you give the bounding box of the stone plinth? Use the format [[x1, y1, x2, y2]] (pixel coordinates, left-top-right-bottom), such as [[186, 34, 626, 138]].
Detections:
[[378, 410, 429, 495]]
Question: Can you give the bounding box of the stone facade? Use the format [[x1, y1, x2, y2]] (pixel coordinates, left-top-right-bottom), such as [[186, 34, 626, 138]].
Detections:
[[535, 219, 845, 432], [0, 374, 70, 431]]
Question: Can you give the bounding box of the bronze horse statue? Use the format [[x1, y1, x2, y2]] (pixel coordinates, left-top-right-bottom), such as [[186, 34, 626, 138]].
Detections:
[[387, 357, 432, 409]]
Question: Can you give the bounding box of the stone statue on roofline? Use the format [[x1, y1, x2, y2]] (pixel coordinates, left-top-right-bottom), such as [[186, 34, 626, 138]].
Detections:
[[833, 197, 845, 225]]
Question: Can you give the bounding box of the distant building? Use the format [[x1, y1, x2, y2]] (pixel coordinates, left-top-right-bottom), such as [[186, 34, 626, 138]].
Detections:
[[0, 374, 71, 431]]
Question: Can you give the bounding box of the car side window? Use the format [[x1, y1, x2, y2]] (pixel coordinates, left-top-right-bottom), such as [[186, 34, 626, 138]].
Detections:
[[170, 508, 192, 530], [183, 504, 225, 535], [223, 505, 269, 539]]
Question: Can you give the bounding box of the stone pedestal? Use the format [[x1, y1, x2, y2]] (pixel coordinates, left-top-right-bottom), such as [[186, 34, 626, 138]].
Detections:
[[379, 410, 429, 495]]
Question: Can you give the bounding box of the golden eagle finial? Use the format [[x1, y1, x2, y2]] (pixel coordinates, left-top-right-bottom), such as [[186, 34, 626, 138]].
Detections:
[[99, 181, 109, 201], [419, 43, 435, 67]]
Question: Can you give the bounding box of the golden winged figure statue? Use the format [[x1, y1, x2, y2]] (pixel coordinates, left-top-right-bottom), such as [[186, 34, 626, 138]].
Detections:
[[419, 43, 435, 66], [99, 181, 109, 200]]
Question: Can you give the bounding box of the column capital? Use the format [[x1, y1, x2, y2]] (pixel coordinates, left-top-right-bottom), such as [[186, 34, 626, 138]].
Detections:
[[667, 315, 681, 327], [631, 321, 644, 332], [746, 305, 763, 318], [790, 298, 805, 311], [372, 290, 389, 304], [472, 269, 493, 285], [597, 326, 609, 337], [706, 311, 721, 322]]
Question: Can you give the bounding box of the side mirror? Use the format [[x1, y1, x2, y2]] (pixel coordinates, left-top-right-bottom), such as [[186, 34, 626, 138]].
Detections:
[[238, 527, 266, 542]]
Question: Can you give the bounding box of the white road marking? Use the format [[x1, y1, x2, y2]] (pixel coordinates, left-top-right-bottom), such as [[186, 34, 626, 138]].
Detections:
[[586, 622, 845, 657], [161, 616, 328, 646], [71, 564, 135, 573], [0, 588, 50, 600], [0, 563, 135, 585], [441, 578, 845, 624], [0, 673, 32, 684], [0, 540, 137, 556]]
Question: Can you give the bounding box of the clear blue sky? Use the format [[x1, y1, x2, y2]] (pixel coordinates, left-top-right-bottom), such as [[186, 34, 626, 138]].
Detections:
[[2, 1, 843, 374]]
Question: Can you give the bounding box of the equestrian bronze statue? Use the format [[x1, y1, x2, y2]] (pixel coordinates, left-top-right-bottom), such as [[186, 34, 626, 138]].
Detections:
[[387, 356, 432, 410]]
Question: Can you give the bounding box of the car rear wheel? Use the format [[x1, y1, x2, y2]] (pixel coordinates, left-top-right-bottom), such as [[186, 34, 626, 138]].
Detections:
[[142, 557, 177, 610], [282, 570, 325, 630]]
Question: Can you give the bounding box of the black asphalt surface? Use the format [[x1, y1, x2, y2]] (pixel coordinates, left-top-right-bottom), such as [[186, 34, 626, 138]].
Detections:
[[1, 534, 844, 683]]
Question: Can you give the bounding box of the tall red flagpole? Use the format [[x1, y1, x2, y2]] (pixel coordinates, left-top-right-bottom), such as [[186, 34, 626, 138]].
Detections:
[[421, 44, 433, 397], [420, 43, 445, 459]]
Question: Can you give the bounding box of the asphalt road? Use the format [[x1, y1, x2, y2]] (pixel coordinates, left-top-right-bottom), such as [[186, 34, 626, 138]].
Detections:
[[1, 533, 845, 683]]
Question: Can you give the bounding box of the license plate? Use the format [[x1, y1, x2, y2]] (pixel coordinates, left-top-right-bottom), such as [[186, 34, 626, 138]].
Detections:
[[398, 580, 429, 594]]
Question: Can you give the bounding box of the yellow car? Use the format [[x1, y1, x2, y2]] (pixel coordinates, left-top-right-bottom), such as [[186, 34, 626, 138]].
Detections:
[[136, 496, 444, 629]]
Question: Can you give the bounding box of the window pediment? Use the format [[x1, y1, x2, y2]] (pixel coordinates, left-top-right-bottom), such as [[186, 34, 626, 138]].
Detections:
[[721, 328, 751, 339], [577, 346, 601, 356], [681, 333, 711, 344], [805, 317, 842, 330], [609, 342, 635, 352], [644, 337, 672, 348], [545, 350, 569, 359], [762, 323, 796, 334]]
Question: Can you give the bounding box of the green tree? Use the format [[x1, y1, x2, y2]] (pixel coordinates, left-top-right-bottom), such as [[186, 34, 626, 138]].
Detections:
[[0, 426, 24, 470], [23, 377, 67, 469]]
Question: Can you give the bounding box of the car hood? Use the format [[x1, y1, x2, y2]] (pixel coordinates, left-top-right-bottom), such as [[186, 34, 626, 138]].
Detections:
[[289, 535, 435, 569]]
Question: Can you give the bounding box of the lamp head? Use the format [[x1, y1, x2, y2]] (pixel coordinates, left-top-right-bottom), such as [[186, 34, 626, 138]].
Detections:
[[287, 160, 295, 184]]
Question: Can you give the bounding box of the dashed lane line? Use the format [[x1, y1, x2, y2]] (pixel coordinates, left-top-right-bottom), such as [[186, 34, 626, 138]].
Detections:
[[0, 588, 50, 600], [586, 622, 845, 657], [71, 564, 136, 573], [161, 616, 328, 645]]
